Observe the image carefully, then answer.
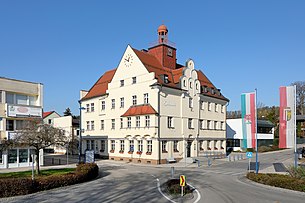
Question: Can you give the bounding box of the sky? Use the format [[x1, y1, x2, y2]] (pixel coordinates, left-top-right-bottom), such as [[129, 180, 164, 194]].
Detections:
[[1, 0, 305, 115]]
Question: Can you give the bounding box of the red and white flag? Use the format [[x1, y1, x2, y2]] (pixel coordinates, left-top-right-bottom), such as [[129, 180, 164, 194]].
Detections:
[[279, 86, 295, 148]]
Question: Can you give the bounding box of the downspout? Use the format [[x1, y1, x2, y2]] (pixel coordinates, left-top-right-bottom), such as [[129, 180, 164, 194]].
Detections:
[[197, 95, 200, 157], [158, 85, 162, 164]]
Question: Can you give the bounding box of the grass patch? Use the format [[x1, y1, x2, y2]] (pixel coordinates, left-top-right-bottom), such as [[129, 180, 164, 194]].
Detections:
[[247, 172, 305, 192], [163, 179, 194, 196], [0, 168, 75, 179]]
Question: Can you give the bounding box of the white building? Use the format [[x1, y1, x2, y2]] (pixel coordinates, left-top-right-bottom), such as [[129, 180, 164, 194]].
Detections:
[[79, 25, 229, 164], [53, 116, 79, 154], [0, 77, 43, 168], [43, 111, 60, 126], [226, 118, 274, 151]]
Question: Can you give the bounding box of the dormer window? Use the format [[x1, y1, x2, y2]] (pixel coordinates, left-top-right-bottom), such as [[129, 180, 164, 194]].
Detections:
[[204, 86, 208, 93], [211, 88, 215, 95], [189, 82, 192, 89], [164, 75, 169, 84], [183, 80, 186, 87]]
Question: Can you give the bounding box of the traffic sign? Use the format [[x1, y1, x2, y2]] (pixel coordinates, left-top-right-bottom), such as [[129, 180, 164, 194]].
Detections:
[[180, 175, 185, 187], [246, 152, 253, 158]]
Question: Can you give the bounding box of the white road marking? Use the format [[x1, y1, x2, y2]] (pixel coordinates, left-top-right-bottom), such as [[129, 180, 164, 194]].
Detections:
[[188, 183, 201, 203], [156, 178, 177, 203]]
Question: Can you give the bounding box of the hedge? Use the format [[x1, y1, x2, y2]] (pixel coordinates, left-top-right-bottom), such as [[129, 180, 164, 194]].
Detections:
[[247, 172, 305, 192], [0, 163, 99, 198]]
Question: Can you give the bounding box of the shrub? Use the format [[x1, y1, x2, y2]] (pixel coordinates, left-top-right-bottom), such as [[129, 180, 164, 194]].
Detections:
[[164, 179, 193, 196], [0, 163, 99, 198], [247, 172, 305, 192], [287, 166, 305, 180]]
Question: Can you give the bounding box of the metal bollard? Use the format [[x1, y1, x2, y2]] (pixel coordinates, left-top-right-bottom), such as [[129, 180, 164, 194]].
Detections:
[[197, 160, 200, 167], [228, 155, 231, 162], [171, 167, 175, 179], [208, 159, 211, 167]]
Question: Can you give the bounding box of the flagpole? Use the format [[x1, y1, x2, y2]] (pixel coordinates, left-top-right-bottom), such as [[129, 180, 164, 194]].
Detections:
[[294, 85, 297, 168], [255, 89, 258, 174]]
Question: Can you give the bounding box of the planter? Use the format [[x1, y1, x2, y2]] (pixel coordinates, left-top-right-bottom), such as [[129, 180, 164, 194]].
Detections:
[[146, 152, 152, 155], [136, 151, 142, 155], [110, 150, 114, 153]]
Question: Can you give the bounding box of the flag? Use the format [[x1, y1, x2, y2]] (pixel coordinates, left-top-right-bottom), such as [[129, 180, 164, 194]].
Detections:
[[241, 92, 256, 149], [279, 86, 295, 148]]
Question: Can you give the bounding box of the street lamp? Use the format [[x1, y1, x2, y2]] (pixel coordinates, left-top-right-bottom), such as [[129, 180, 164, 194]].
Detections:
[[78, 101, 86, 163]]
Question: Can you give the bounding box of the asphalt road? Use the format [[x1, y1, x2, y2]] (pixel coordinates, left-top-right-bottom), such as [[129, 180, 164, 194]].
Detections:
[[1, 149, 305, 203]]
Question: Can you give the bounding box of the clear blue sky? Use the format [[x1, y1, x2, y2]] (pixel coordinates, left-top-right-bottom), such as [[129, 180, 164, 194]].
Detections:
[[1, 1, 305, 115]]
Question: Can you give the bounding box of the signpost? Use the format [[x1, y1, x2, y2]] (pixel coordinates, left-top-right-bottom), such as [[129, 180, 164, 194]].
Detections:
[[246, 152, 253, 173], [180, 175, 185, 197]]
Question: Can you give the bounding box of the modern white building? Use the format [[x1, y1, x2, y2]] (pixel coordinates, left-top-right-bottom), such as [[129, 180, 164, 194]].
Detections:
[[0, 77, 43, 168], [79, 25, 229, 164], [226, 118, 274, 151]]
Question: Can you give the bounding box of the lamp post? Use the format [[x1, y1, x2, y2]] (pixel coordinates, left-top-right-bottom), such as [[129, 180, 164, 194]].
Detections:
[[78, 101, 86, 163]]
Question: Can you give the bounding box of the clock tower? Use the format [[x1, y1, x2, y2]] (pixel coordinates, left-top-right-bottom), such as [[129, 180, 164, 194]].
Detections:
[[148, 24, 177, 70]]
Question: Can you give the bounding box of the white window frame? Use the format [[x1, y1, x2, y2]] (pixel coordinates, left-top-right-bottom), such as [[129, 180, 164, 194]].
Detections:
[[120, 97, 124, 108], [173, 140, 178, 152], [111, 119, 115, 129], [188, 118, 193, 129], [129, 140, 134, 152], [86, 104, 90, 112], [101, 120, 104, 130], [127, 117, 131, 128], [111, 140, 115, 151], [136, 116, 140, 128], [189, 98, 193, 108], [145, 116, 150, 127], [162, 140, 167, 152], [91, 103, 94, 112], [120, 140, 125, 152], [111, 99, 115, 109], [120, 118, 123, 129], [138, 140, 143, 152], [168, 117, 173, 128], [132, 77, 136, 84], [86, 121, 90, 130], [147, 140, 152, 153], [144, 93, 149, 104], [91, 121, 95, 130], [120, 80, 124, 87], [132, 95, 137, 106]]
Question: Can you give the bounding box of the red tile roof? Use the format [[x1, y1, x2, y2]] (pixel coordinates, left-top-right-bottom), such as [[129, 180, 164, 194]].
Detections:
[[81, 69, 116, 100], [81, 47, 228, 102], [121, 104, 157, 117], [43, 111, 54, 118]]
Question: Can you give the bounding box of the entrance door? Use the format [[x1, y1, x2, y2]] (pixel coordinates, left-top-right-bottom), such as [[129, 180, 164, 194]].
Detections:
[[187, 141, 192, 157]]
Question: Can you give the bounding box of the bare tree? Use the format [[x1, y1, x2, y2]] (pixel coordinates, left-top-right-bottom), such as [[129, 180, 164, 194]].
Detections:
[[14, 121, 67, 174], [291, 81, 305, 115]]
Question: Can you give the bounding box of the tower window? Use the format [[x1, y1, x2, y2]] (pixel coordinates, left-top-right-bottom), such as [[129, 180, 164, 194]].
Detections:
[[164, 75, 169, 84]]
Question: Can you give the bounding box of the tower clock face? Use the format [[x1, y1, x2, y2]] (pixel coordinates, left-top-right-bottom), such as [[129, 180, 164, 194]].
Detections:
[[124, 53, 133, 67]]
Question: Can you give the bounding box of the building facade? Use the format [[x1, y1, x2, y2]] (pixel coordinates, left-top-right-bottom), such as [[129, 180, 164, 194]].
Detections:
[[0, 77, 43, 168], [43, 111, 61, 126], [226, 118, 274, 151], [79, 25, 229, 164]]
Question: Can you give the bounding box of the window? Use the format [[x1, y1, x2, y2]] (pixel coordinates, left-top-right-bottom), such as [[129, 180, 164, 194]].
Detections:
[[120, 97, 124, 108], [16, 94, 27, 105], [203, 86, 208, 93], [136, 116, 140, 128], [183, 80, 186, 87], [5, 92, 14, 104], [168, 117, 173, 128], [215, 104, 218, 112], [91, 121, 95, 130], [111, 140, 115, 151], [144, 93, 149, 104], [16, 120, 26, 130], [86, 140, 90, 150], [101, 120, 104, 130], [207, 120, 211, 130], [208, 102, 212, 111], [0, 150, 2, 163], [101, 140, 105, 152], [189, 98, 193, 108], [201, 101, 204, 110], [138, 140, 143, 152], [164, 75, 169, 83], [173, 141, 178, 152], [129, 140, 134, 152], [29, 96, 36, 106], [127, 117, 131, 128], [48, 119, 52, 125], [111, 99, 115, 109], [111, 119, 115, 129], [132, 77, 137, 84], [91, 140, 94, 151], [6, 120, 14, 131], [120, 80, 124, 87], [120, 118, 123, 129], [221, 105, 225, 113], [199, 120, 203, 129], [91, 103, 94, 112], [120, 140, 125, 152], [8, 149, 17, 163], [221, 122, 224, 130], [196, 83, 199, 90], [101, 101, 105, 110], [214, 121, 218, 130], [86, 104, 90, 112], [162, 141, 167, 152], [19, 149, 28, 163], [145, 116, 150, 127], [132, 95, 137, 105], [189, 82, 192, 89], [86, 121, 90, 131], [188, 118, 193, 129], [211, 88, 215, 95], [147, 140, 152, 153]]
